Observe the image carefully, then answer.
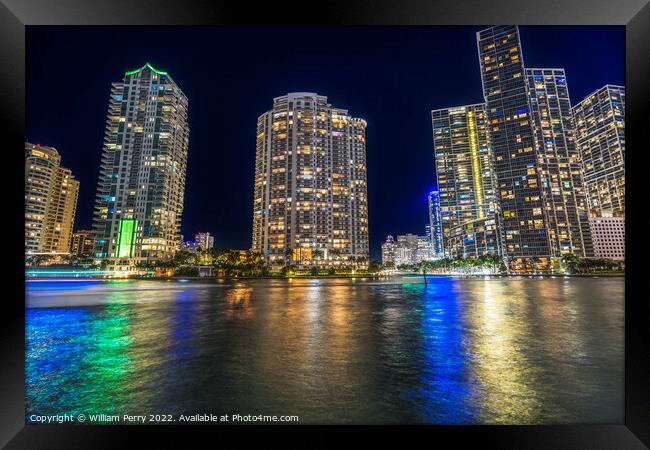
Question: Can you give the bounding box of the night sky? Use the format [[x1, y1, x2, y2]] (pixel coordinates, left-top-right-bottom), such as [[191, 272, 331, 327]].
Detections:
[[26, 26, 624, 259]]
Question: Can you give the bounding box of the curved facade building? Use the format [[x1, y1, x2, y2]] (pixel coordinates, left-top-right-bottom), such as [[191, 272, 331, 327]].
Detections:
[[25, 143, 80, 255], [252, 93, 369, 268]]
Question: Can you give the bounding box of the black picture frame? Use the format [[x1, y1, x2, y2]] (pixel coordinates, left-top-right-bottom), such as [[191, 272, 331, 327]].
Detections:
[[2, 0, 648, 447]]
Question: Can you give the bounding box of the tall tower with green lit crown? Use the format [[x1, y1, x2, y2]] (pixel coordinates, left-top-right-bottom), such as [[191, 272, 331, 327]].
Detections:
[[92, 63, 190, 265]]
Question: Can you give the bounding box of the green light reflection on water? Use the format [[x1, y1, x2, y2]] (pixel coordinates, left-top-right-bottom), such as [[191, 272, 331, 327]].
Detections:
[[74, 295, 134, 421]]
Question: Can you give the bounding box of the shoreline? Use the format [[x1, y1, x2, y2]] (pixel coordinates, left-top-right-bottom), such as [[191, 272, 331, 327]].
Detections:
[[26, 272, 625, 282]]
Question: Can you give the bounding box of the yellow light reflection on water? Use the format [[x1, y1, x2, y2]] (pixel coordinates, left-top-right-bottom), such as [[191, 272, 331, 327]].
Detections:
[[467, 279, 544, 424], [225, 286, 254, 320]]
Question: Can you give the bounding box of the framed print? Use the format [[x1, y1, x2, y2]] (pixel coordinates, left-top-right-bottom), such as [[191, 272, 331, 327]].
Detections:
[[2, 0, 648, 447]]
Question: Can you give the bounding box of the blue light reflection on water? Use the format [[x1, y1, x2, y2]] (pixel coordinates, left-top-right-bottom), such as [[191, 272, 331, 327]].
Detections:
[[25, 277, 624, 424], [170, 289, 198, 359], [415, 279, 478, 424], [26, 307, 92, 415], [26, 279, 106, 292], [26, 298, 134, 417]]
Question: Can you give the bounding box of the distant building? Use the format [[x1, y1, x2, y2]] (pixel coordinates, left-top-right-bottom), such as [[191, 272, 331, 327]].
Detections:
[[25, 142, 80, 255], [394, 246, 412, 267], [182, 241, 197, 252], [572, 85, 625, 217], [71, 230, 95, 258], [92, 63, 190, 265], [381, 229, 434, 267], [415, 234, 434, 262], [194, 232, 214, 251], [428, 190, 443, 257], [395, 234, 419, 266], [589, 216, 625, 260], [424, 224, 433, 258], [381, 235, 397, 265]]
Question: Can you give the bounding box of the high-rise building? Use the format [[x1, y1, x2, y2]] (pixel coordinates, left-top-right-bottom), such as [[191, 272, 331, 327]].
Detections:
[[431, 104, 497, 253], [92, 63, 190, 266], [525, 68, 592, 257], [194, 232, 214, 251], [572, 85, 625, 217], [588, 215, 625, 260], [428, 190, 444, 258], [25, 143, 80, 255], [252, 92, 369, 268], [477, 25, 554, 270], [381, 235, 397, 265], [447, 217, 501, 259], [71, 230, 95, 258]]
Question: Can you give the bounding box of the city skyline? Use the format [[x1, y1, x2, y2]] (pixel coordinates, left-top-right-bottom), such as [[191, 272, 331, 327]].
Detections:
[[385, 26, 623, 268], [26, 26, 624, 259]]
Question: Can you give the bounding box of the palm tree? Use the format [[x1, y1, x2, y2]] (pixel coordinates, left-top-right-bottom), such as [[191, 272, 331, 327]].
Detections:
[[171, 249, 196, 268], [29, 254, 53, 267], [249, 251, 265, 276], [281, 264, 297, 277], [531, 257, 542, 273], [417, 260, 429, 285], [560, 254, 575, 274], [135, 260, 154, 271], [229, 251, 243, 276], [356, 256, 369, 269], [368, 259, 382, 273], [451, 257, 465, 272], [285, 248, 294, 264]]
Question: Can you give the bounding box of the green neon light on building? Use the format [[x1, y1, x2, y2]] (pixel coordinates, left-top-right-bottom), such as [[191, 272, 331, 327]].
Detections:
[[124, 63, 168, 77], [116, 219, 138, 258]]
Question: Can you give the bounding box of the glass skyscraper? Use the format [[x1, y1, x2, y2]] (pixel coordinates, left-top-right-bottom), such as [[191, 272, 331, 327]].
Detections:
[[92, 63, 190, 265], [572, 85, 625, 217], [252, 92, 369, 268], [427, 190, 443, 257], [525, 68, 592, 257], [431, 103, 497, 255], [477, 25, 552, 268]]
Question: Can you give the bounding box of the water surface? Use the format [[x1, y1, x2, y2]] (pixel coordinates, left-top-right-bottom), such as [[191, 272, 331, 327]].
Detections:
[[26, 276, 624, 424]]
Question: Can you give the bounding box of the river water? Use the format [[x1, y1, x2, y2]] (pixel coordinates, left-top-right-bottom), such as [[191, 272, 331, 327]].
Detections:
[[25, 276, 624, 424]]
